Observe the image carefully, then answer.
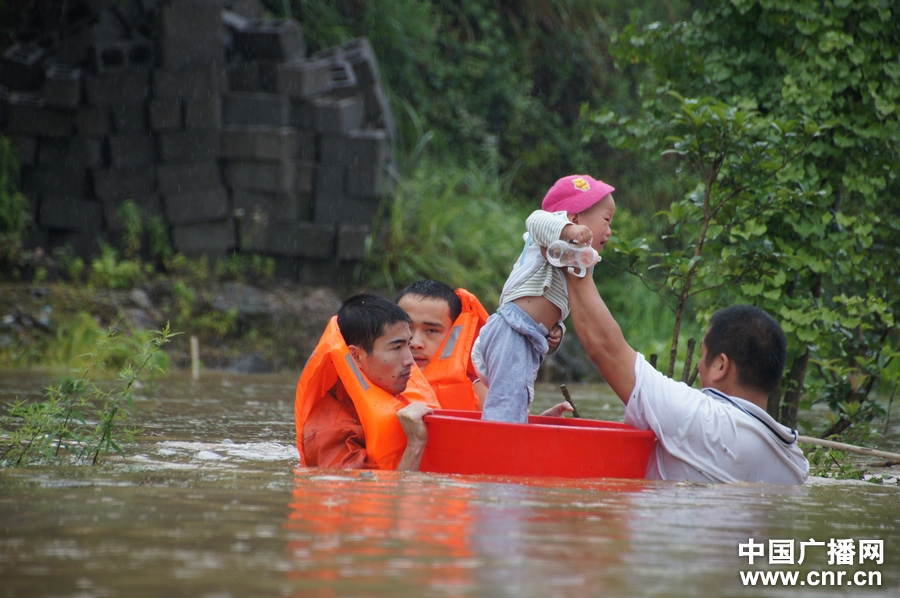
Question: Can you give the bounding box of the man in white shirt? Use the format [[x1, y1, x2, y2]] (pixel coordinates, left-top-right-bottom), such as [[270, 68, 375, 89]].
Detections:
[[565, 273, 809, 484]]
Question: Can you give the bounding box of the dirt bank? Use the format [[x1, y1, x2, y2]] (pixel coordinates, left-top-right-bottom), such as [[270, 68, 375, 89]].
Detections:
[[0, 280, 345, 373], [0, 280, 599, 381]]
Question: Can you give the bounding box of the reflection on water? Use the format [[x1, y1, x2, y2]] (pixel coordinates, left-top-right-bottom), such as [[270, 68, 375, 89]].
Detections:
[[1, 371, 898, 597]]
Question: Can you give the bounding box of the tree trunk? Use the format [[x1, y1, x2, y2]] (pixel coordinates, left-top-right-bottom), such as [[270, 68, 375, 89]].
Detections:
[[766, 386, 781, 421], [667, 298, 684, 378], [821, 417, 853, 439], [780, 349, 809, 429], [682, 338, 696, 382], [779, 267, 824, 429]]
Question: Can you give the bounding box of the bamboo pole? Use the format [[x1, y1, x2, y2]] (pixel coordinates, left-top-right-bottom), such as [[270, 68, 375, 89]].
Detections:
[[796, 435, 900, 462], [559, 384, 581, 418], [190, 335, 200, 381]]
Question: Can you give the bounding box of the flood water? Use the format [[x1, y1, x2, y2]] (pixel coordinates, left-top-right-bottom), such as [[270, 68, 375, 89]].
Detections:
[[1, 370, 898, 597]]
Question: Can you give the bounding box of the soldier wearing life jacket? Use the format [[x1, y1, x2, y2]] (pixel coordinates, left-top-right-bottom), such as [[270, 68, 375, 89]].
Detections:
[[396, 280, 489, 411], [295, 294, 441, 471], [396, 279, 573, 417]]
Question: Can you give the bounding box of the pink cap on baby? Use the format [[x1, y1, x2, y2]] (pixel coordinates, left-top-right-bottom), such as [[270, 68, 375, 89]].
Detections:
[[542, 175, 615, 214]]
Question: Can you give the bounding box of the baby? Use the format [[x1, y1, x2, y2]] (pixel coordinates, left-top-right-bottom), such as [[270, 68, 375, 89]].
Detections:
[[475, 174, 616, 423]]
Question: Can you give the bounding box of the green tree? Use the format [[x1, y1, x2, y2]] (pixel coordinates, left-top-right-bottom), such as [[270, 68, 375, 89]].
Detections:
[[586, 0, 900, 436], [587, 93, 820, 380]]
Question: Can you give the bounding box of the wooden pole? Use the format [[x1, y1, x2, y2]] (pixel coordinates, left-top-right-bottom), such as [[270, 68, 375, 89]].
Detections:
[[559, 384, 581, 418], [796, 435, 900, 462], [190, 335, 200, 381], [883, 386, 895, 434]]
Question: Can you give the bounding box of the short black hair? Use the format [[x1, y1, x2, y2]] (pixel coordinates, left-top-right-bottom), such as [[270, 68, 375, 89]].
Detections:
[[395, 280, 462, 322], [704, 305, 787, 395], [337, 293, 411, 353]]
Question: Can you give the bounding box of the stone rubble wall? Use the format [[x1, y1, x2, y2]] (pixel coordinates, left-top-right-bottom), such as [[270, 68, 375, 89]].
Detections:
[[0, 0, 396, 285]]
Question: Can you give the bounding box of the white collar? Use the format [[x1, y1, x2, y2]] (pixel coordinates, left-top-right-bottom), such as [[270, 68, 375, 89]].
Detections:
[[702, 387, 798, 445]]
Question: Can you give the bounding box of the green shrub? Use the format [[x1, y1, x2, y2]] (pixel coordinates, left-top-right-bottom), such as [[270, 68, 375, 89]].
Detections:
[[171, 280, 196, 321], [147, 215, 174, 263], [165, 253, 211, 282], [192, 307, 239, 337], [88, 244, 148, 289], [213, 252, 276, 283], [52, 246, 85, 282], [49, 311, 105, 367], [0, 136, 31, 265], [250, 253, 276, 280], [116, 200, 143, 259], [803, 444, 868, 480], [30, 310, 169, 373]]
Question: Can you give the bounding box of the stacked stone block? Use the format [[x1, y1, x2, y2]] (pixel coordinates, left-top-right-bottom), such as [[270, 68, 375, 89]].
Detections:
[[153, 0, 233, 257], [222, 11, 324, 268], [0, 0, 395, 283], [305, 38, 397, 266], [0, 1, 158, 255], [312, 38, 397, 142]]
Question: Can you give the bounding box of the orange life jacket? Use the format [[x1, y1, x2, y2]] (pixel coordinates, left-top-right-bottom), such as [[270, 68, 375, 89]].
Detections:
[[295, 316, 440, 470], [422, 288, 489, 411]]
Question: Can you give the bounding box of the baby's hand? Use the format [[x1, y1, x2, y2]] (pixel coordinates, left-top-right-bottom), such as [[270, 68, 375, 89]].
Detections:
[[540, 402, 574, 418], [547, 323, 563, 352], [561, 223, 593, 246]]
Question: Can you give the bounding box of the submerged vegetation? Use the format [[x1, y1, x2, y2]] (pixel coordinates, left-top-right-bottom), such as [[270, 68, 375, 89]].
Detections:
[[0, 324, 174, 467]]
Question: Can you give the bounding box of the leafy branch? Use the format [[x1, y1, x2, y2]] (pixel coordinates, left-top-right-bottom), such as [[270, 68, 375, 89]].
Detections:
[[0, 323, 178, 467], [588, 94, 818, 377]]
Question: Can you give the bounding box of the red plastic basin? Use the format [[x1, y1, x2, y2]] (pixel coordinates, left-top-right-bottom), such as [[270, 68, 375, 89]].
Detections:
[[420, 409, 658, 479]]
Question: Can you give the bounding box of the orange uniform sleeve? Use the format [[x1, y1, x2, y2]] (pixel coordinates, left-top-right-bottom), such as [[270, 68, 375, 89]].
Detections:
[[301, 382, 377, 470]]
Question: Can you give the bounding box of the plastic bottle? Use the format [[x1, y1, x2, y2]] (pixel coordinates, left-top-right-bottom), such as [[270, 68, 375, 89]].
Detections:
[[546, 240, 600, 278]]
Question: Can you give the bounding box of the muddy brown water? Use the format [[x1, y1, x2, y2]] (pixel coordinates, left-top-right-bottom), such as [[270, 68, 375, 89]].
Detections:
[[1, 370, 898, 597]]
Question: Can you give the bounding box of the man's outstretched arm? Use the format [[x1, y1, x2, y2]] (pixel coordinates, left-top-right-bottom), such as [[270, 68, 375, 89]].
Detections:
[[565, 272, 637, 404]]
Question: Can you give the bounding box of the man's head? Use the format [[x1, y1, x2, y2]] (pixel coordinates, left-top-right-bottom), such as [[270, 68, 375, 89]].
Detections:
[[700, 305, 787, 395], [396, 280, 462, 370], [337, 293, 414, 395]]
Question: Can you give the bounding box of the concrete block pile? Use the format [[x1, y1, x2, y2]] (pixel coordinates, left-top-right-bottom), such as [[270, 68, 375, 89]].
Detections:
[[0, 0, 396, 284]]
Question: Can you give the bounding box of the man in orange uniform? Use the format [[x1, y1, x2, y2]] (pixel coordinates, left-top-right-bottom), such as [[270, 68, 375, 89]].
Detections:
[[296, 294, 441, 470], [396, 280, 571, 415], [396, 280, 489, 410]]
